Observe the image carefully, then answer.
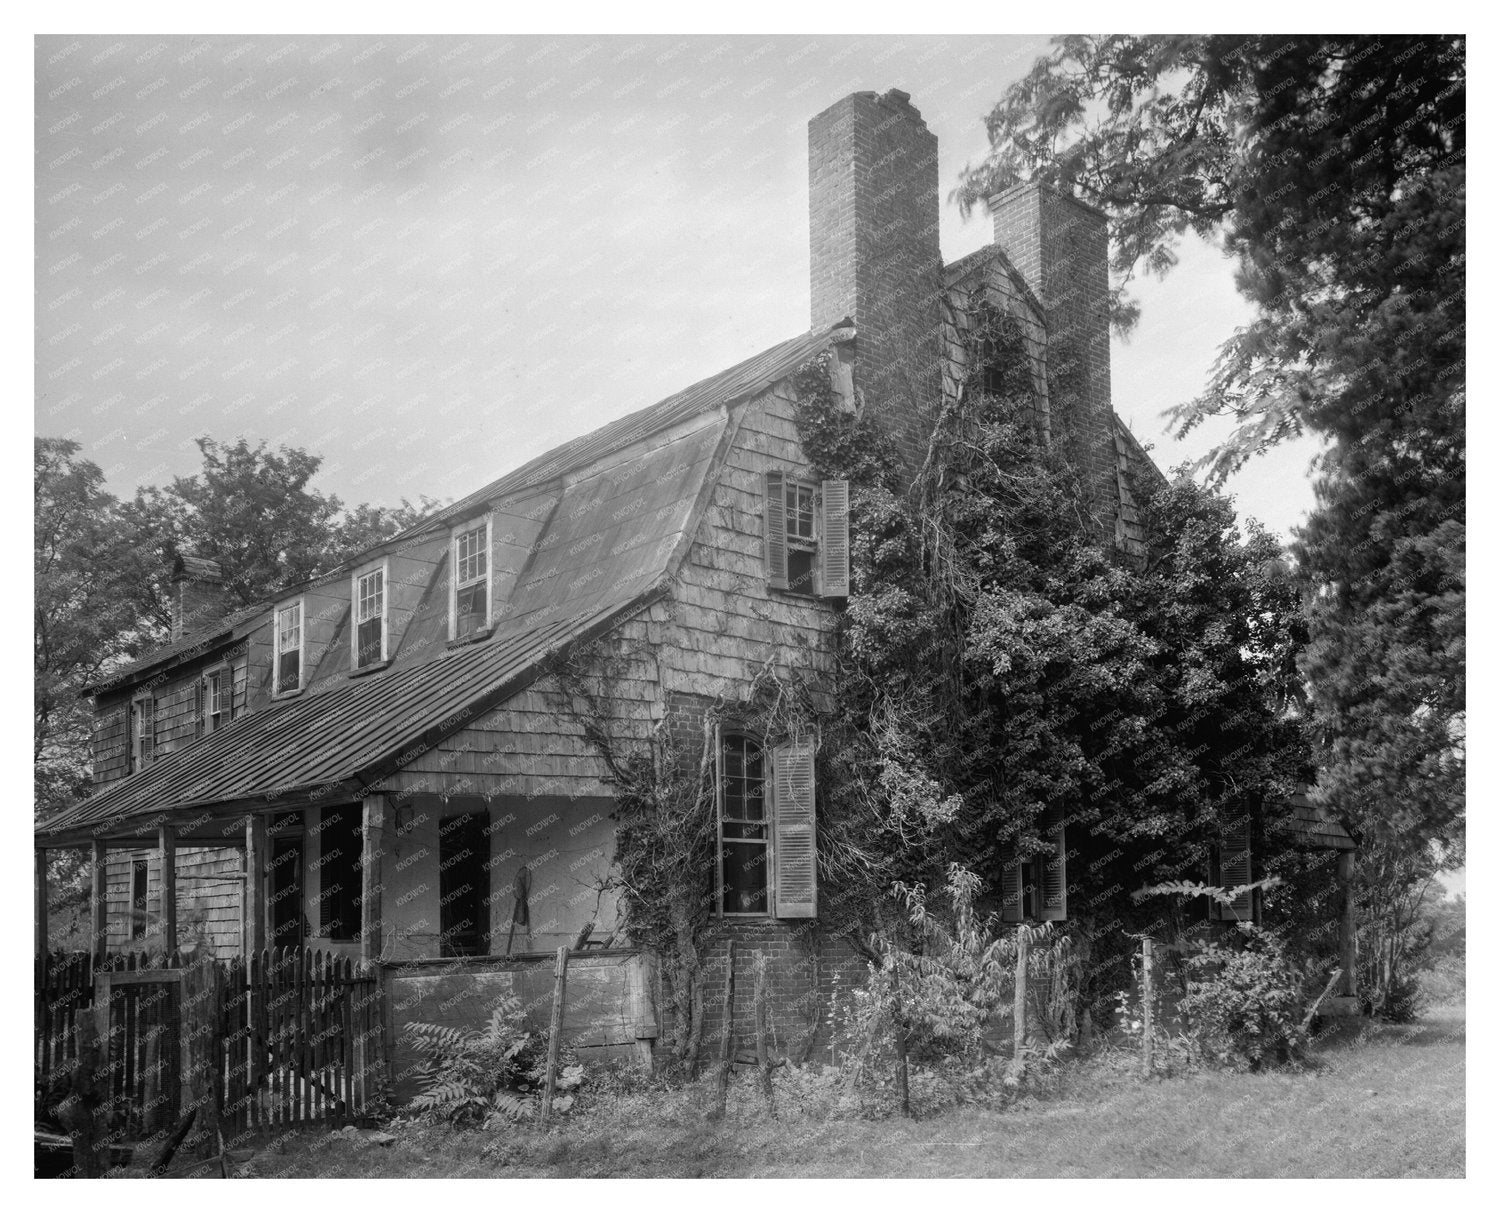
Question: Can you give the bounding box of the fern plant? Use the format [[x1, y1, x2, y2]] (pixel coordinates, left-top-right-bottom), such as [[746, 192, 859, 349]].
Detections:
[[401, 996, 543, 1126]]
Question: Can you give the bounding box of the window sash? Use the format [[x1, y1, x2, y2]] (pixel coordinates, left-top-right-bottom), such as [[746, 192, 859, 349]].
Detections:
[[785, 481, 816, 543], [717, 732, 771, 915], [455, 525, 487, 586], [277, 649, 301, 695], [277, 603, 302, 650], [455, 580, 488, 634], [356, 568, 384, 623], [207, 670, 224, 719]]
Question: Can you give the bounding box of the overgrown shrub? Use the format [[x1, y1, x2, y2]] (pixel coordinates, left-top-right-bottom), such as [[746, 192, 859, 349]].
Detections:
[[1179, 927, 1310, 1070], [401, 996, 574, 1125]]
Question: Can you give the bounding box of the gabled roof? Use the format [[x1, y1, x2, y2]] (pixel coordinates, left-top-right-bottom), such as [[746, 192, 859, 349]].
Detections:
[[396, 327, 831, 541], [95, 327, 832, 697], [42, 327, 834, 840]]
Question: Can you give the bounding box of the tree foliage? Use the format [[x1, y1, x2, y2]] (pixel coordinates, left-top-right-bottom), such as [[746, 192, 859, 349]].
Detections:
[[794, 343, 1311, 1022], [960, 36, 1465, 1006], [34, 433, 439, 826]]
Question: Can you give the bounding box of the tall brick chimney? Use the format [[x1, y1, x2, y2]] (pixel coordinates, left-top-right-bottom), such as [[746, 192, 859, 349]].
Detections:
[[170, 553, 231, 641], [987, 182, 1120, 531], [808, 89, 942, 475]]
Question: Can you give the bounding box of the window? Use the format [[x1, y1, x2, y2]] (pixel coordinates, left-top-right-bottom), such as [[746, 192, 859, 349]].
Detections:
[[204, 667, 227, 734], [1000, 807, 1068, 923], [131, 858, 148, 940], [130, 694, 155, 773], [1212, 827, 1255, 923], [451, 521, 490, 640], [715, 732, 819, 919], [269, 836, 303, 947], [763, 473, 849, 599], [717, 733, 769, 915], [439, 811, 491, 957], [275, 601, 303, 694], [353, 564, 387, 669], [316, 806, 362, 941]]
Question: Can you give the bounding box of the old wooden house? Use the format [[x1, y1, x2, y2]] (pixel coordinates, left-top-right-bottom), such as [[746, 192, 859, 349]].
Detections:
[[36, 89, 1357, 1106]]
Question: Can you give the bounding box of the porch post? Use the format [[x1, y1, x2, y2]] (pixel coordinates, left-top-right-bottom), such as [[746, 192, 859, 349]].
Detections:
[[158, 824, 177, 957], [244, 814, 267, 956], [35, 847, 48, 958], [1337, 850, 1357, 998], [361, 795, 386, 966], [91, 839, 108, 964]]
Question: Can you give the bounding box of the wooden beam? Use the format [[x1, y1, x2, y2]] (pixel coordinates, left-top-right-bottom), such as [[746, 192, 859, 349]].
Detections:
[[1337, 850, 1358, 998], [243, 815, 267, 957], [91, 840, 108, 964], [361, 795, 385, 966], [158, 824, 177, 957], [35, 848, 49, 958]]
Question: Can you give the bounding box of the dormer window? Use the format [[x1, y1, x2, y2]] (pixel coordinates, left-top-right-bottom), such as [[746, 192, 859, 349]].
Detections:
[[130, 693, 155, 773], [275, 600, 304, 695], [353, 563, 387, 669], [451, 520, 490, 640], [205, 667, 227, 733]]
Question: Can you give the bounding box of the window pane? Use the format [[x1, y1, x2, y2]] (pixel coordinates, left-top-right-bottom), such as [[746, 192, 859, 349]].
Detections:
[[456, 581, 487, 634], [278, 603, 301, 649], [722, 840, 768, 914], [787, 547, 816, 596], [278, 649, 300, 693], [456, 525, 487, 584], [357, 569, 384, 623]]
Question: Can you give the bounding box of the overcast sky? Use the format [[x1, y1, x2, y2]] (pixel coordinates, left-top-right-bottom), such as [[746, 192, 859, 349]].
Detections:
[[35, 33, 1321, 539]]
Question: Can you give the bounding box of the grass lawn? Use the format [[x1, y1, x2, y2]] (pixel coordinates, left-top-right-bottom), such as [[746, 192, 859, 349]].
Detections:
[[257, 1006, 1465, 1179]]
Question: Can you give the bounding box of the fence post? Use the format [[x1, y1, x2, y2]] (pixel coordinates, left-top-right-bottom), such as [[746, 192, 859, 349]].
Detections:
[[753, 952, 775, 1117], [1012, 929, 1029, 1063], [710, 939, 736, 1121], [539, 946, 569, 1126], [1141, 937, 1154, 1078]]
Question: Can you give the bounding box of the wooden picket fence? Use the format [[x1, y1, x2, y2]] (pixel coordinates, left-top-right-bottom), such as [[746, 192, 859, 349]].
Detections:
[[36, 947, 382, 1140]]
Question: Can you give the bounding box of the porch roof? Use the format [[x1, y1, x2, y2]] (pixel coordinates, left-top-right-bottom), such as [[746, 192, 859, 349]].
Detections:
[[35, 596, 652, 846]]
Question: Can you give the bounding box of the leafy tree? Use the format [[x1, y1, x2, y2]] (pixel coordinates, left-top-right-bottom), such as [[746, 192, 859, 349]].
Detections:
[[960, 35, 1464, 1009], [35, 439, 143, 818], [123, 436, 434, 621]]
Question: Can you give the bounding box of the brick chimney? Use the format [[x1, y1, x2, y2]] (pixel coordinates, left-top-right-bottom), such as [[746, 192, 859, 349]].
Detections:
[[987, 182, 1120, 532], [170, 554, 230, 641], [809, 89, 943, 476]]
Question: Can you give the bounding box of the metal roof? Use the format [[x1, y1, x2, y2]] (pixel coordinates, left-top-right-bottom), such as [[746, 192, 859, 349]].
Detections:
[[37, 600, 648, 843], [100, 327, 830, 694], [43, 326, 834, 841]]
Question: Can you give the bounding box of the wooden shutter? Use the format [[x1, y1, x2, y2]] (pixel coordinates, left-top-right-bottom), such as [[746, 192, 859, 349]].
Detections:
[[1039, 806, 1068, 921], [1217, 830, 1254, 922], [139, 697, 155, 767], [763, 471, 789, 590], [819, 479, 850, 599], [193, 678, 205, 739], [771, 737, 817, 918], [1000, 844, 1025, 924]]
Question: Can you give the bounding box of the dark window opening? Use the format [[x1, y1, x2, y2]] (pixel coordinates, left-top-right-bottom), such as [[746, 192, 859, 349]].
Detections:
[[317, 806, 363, 942], [277, 649, 300, 695], [269, 837, 303, 947], [455, 581, 487, 638], [718, 733, 768, 915], [356, 617, 383, 668], [439, 811, 490, 957], [131, 858, 148, 940]]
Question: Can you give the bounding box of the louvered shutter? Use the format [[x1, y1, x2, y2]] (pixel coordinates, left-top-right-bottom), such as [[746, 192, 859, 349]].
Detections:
[[139, 697, 154, 767], [819, 479, 850, 599], [193, 678, 205, 739], [763, 471, 789, 590], [771, 738, 816, 918], [1039, 806, 1068, 921], [1217, 830, 1254, 922], [999, 845, 1025, 924]]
